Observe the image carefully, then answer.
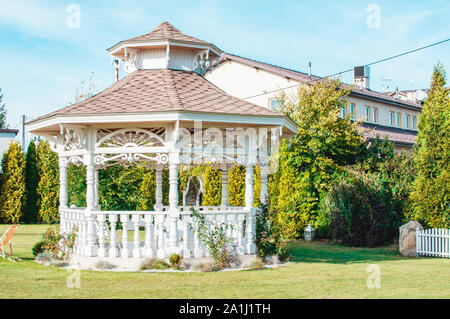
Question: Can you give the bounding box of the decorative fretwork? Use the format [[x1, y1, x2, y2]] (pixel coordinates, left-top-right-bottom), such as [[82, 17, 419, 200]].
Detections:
[[94, 127, 168, 166], [61, 124, 87, 152]]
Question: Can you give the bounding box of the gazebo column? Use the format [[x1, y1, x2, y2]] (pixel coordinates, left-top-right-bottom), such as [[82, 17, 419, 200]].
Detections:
[[84, 152, 98, 257], [245, 164, 254, 208], [94, 168, 99, 209], [245, 163, 257, 254], [220, 166, 229, 207], [168, 162, 179, 255], [154, 165, 163, 210], [260, 165, 268, 205], [59, 157, 68, 234]]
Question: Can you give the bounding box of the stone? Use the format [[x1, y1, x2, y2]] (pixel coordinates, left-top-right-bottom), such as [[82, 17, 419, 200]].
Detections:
[[399, 221, 423, 257]]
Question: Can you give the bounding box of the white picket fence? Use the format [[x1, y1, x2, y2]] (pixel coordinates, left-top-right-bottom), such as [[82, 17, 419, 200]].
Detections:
[[416, 228, 450, 258]]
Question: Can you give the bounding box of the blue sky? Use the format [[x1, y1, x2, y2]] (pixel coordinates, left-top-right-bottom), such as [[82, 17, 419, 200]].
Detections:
[[1, 0, 449, 139]]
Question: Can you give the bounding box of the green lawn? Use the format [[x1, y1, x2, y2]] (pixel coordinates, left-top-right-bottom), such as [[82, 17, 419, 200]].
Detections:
[[0, 224, 449, 299]]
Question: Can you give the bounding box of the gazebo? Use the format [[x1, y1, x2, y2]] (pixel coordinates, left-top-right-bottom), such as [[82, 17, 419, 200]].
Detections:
[[26, 22, 297, 264]]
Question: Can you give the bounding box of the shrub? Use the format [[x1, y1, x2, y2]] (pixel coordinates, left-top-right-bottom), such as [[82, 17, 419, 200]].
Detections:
[[192, 262, 218, 272], [37, 226, 77, 260], [37, 140, 59, 223], [202, 167, 221, 206], [190, 207, 231, 269], [0, 141, 26, 223], [25, 141, 39, 224], [320, 171, 401, 247], [35, 251, 53, 263], [169, 254, 182, 269], [228, 165, 245, 206], [32, 240, 46, 257], [140, 258, 170, 270], [95, 260, 116, 270], [248, 259, 265, 270]]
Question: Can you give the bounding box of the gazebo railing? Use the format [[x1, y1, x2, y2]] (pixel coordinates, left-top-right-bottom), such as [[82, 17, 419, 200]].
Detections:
[[60, 206, 256, 259]]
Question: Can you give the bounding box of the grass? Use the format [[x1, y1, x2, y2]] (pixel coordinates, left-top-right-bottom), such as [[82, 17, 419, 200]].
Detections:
[[0, 224, 449, 299]]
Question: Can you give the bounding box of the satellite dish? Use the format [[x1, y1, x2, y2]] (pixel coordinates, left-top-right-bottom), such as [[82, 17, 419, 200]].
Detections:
[[415, 90, 428, 102]]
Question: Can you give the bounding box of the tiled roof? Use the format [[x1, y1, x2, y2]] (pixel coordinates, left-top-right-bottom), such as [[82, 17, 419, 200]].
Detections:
[[31, 69, 282, 122], [220, 54, 423, 110], [122, 21, 207, 44], [359, 123, 417, 145], [0, 128, 18, 134]]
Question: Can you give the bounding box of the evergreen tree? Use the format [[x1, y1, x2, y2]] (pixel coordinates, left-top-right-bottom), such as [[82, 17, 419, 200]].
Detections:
[[24, 140, 39, 223], [67, 164, 86, 207], [0, 88, 7, 128], [37, 140, 59, 223], [202, 167, 222, 206], [0, 142, 26, 223], [410, 63, 450, 228]]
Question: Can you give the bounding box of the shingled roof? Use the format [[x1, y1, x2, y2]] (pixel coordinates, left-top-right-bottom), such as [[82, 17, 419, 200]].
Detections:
[[30, 69, 282, 123], [117, 21, 207, 45], [360, 123, 417, 146]]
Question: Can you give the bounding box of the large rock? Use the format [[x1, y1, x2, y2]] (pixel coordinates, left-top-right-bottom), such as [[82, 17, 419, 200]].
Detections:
[[399, 221, 423, 257]]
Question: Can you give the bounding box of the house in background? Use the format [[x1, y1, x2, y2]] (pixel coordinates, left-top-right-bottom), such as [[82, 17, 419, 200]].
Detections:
[[205, 54, 423, 152], [0, 128, 18, 163]]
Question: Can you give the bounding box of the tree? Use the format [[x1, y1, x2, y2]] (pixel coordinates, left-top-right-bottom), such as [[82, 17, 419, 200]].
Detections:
[[274, 78, 366, 238], [202, 167, 222, 206], [0, 142, 26, 223], [0, 88, 7, 128], [37, 140, 59, 223], [410, 63, 450, 228], [67, 164, 86, 207], [24, 140, 40, 223]]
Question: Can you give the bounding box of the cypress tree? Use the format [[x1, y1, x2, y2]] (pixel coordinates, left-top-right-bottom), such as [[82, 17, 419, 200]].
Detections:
[[410, 63, 450, 228], [0, 142, 26, 223], [24, 141, 39, 223], [202, 166, 222, 206], [37, 140, 59, 223]]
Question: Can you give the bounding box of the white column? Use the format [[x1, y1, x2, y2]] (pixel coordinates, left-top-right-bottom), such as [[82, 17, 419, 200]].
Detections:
[[94, 168, 99, 209], [168, 163, 179, 254], [154, 166, 163, 210], [245, 164, 254, 208], [84, 152, 98, 256], [59, 157, 68, 209], [260, 165, 268, 205], [221, 168, 229, 207]]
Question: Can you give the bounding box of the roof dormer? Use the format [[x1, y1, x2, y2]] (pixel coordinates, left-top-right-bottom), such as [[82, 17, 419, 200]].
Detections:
[[107, 22, 222, 74]]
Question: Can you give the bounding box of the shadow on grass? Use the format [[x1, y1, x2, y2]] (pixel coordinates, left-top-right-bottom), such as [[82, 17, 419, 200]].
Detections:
[[288, 240, 407, 264]]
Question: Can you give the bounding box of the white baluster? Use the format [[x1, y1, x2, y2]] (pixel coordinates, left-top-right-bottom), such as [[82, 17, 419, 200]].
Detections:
[[97, 214, 106, 257], [144, 215, 154, 258], [156, 215, 165, 258], [245, 209, 257, 254], [132, 214, 141, 258], [182, 215, 191, 258], [109, 214, 119, 257], [120, 214, 129, 258], [237, 214, 245, 255], [84, 213, 98, 257]]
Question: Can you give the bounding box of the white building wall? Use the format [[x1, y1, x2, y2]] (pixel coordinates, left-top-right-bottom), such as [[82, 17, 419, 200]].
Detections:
[[205, 60, 420, 131], [0, 133, 17, 165]]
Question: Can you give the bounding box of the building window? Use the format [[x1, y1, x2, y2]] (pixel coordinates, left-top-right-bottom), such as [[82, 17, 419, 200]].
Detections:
[[340, 106, 346, 118], [389, 111, 394, 127], [372, 107, 378, 124], [396, 113, 401, 128], [413, 116, 417, 129], [350, 103, 355, 120], [406, 114, 410, 129], [269, 99, 282, 111], [364, 106, 370, 122]]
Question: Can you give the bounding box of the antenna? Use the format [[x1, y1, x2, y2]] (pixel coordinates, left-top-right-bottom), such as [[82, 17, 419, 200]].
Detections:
[[381, 75, 392, 93]]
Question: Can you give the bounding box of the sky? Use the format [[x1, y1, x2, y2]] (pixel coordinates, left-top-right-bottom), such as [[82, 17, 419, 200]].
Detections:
[[0, 0, 449, 144]]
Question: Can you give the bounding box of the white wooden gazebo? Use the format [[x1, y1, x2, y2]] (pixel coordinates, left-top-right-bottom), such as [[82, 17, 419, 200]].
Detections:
[[26, 22, 296, 263]]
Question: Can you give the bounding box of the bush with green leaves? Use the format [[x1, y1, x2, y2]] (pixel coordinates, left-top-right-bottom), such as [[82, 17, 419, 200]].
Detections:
[[140, 258, 170, 270], [32, 240, 46, 257], [67, 164, 86, 208], [169, 253, 183, 269], [190, 207, 231, 269], [37, 226, 77, 260], [24, 141, 39, 223], [202, 166, 221, 206], [319, 171, 401, 247], [0, 141, 26, 223], [37, 140, 59, 223]]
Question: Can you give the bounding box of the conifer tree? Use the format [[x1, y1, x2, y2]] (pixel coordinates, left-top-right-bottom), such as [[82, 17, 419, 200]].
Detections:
[[410, 63, 450, 228], [0, 88, 7, 128], [24, 140, 39, 223], [0, 142, 26, 223], [37, 140, 59, 223], [202, 167, 221, 206]]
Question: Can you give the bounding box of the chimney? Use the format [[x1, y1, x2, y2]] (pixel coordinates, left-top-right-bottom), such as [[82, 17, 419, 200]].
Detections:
[[308, 62, 312, 77], [395, 87, 399, 99], [353, 66, 370, 90]]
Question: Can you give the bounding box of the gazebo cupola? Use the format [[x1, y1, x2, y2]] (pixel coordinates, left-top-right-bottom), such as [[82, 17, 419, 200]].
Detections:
[[25, 21, 297, 267], [107, 21, 222, 75]]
